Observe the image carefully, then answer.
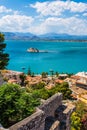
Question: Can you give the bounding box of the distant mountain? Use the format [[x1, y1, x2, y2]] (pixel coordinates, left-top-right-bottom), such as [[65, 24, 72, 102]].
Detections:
[[39, 33, 70, 39], [15, 32, 35, 37], [2, 32, 87, 41], [39, 33, 87, 40], [2, 32, 39, 40], [39, 33, 69, 37]]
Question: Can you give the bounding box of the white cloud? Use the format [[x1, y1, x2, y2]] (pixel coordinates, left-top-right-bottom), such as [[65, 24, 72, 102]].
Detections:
[[0, 1, 87, 35], [0, 14, 34, 32], [29, 17, 87, 35], [31, 1, 87, 16], [83, 13, 87, 16], [0, 5, 12, 13], [70, 1, 87, 12]]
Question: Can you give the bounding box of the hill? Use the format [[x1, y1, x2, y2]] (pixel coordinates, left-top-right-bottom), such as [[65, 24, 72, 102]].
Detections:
[[2, 32, 87, 41]]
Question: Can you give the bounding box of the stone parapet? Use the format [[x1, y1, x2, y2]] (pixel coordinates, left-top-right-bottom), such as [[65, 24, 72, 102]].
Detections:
[[39, 93, 62, 117], [9, 109, 45, 130]]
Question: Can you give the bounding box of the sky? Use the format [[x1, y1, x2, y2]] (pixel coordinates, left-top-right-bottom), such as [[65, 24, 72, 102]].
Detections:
[[0, 0, 87, 35]]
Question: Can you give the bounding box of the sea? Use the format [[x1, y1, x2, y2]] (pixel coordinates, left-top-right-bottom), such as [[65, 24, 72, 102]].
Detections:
[[5, 40, 87, 74]]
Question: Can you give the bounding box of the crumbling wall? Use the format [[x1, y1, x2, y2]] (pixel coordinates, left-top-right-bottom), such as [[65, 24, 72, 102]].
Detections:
[[39, 93, 62, 117], [0, 93, 75, 130]]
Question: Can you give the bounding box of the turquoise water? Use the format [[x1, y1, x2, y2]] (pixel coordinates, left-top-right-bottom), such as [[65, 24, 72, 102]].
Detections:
[[5, 40, 87, 74]]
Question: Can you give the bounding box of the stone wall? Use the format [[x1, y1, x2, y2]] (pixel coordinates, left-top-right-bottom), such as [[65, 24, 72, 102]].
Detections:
[[55, 102, 75, 130], [9, 109, 45, 130], [39, 93, 62, 117], [0, 93, 75, 130]]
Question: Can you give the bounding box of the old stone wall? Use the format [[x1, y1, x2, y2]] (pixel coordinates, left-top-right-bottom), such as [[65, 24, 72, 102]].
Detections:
[[0, 93, 75, 130], [9, 109, 45, 130], [39, 93, 62, 117]]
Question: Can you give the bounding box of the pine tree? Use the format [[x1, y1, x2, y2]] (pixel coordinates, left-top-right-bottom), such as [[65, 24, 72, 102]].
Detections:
[[27, 67, 31, 76], [0, 33, 9, 69]]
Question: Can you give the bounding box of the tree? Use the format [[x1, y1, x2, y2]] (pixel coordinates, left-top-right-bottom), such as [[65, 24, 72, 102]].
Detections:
[[50, 69, 54, 79], [55, 82, 72, 99], [71, 112, 81, 130], [31, 82, 45, 90], [55, 71, 59, 77], [71, 101, 87, 130], [0, 83, 40, 128], [20, 73, 26, 86], [0, 33, 9, 69], [27, 67, 31, 76], [41, 72, 48, 78]]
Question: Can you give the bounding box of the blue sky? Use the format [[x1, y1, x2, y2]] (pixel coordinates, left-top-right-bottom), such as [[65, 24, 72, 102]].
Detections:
[[0, 0, 87, 35]]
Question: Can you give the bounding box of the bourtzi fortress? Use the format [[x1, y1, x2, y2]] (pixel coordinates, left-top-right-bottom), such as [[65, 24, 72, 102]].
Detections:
[[0, 93, 75, 130]]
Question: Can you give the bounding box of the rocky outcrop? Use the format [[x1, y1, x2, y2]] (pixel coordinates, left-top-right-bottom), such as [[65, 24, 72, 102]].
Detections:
[[27, 48, 48, 53], [27, 48, 39, 52]]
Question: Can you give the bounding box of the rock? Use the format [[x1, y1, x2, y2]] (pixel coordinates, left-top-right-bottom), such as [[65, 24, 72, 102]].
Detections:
[[27, 48, 39, 52]]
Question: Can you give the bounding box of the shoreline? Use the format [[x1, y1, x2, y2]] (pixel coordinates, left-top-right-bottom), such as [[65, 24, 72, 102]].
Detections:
[[5, 39, 87, 42]]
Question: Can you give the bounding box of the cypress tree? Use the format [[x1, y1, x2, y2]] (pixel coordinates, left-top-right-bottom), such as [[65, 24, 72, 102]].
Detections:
[[0, 33, 9, 69]]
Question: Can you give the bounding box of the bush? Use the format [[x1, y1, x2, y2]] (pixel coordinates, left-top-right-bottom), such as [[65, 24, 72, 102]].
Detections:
[[31, 82, 45, 90], [71, 112, 81, 130], [0, 83, 40, 128], [71, 101, 87, 130]]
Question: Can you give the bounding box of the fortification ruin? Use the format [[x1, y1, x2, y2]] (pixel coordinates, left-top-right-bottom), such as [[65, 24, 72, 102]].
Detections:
[[0, 93, 75, 130]]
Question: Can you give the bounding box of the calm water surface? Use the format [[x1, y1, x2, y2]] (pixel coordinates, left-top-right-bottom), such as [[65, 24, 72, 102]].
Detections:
[[5, 40, 87, 74]]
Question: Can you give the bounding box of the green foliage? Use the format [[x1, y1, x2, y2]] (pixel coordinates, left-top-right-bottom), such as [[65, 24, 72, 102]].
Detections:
[[71, 112, 81, 130], [29, 82, 72, 100], [55, 71, 59, 77], [27, 67, 31, 76], [31, 82, 45, 90], [71, 101, 87, 130], [0, 81, 71, 127], [67, 73, 73, 77], [27, 68, 35, 77], [75, 101, 86, 118], [0, 33, 9, 69], [54, 82, 72, 99], [20, 73, 26, 86], [38, 88, 50, 100], [0, 83, 40, 128], [75, 101, 87, 130], [41, 72, 48, 78]]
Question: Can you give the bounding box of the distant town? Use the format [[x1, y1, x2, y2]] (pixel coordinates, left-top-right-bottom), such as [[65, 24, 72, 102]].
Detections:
[[0, 70, 87, 103]]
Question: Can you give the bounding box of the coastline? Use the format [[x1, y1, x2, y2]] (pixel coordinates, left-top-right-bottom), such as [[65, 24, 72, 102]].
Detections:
[[5, 39, 87, 42]]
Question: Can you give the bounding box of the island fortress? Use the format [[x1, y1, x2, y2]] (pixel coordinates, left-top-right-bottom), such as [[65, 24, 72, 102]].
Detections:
[[27, 48, 39, 52], [27, 47, 48, 53], [1, 93, 75, 130]]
